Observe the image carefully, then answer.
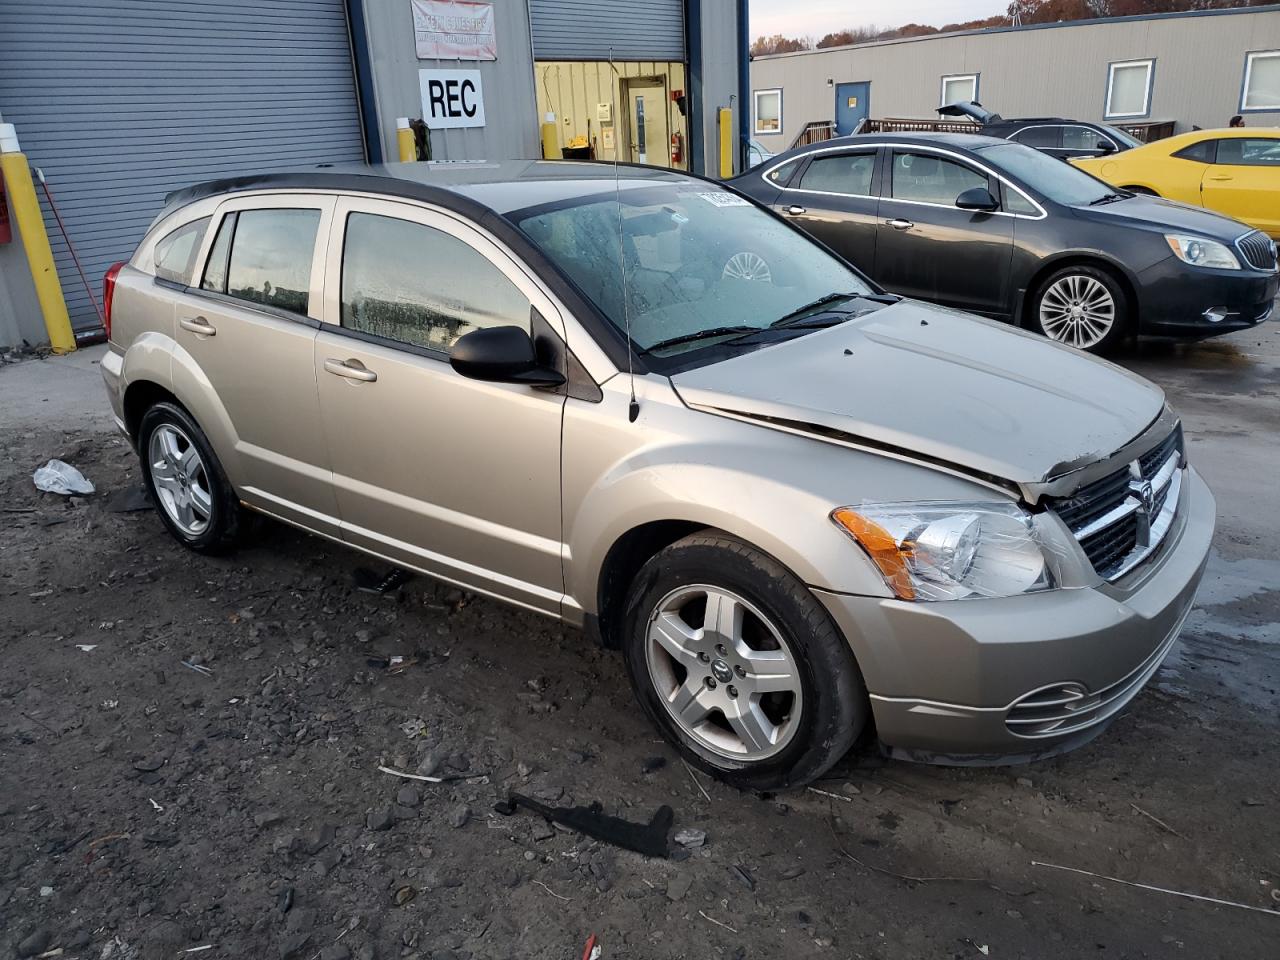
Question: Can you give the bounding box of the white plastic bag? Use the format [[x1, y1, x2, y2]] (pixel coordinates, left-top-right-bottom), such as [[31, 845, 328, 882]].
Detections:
[[32, 459, 95, 496]]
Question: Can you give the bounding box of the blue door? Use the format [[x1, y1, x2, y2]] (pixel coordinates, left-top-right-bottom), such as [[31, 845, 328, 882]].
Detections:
[[834, 82, 870, 136]]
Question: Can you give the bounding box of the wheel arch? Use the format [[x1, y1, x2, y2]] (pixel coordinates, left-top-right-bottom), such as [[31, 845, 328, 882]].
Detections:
[[1018, 253, 1139, 330], [119, 337, 246, 489], [592, 520, 709, 649]]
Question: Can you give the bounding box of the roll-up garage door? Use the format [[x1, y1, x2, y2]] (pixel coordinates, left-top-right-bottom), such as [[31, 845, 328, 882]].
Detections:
[[529, 0, 685, 61], [0, 0, 366, 335]]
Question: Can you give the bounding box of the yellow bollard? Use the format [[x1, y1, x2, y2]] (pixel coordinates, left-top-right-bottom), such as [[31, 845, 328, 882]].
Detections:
[[718, 107, 733, 179], [0, 121, 74, 353], [540, 112, 560, 160], [396, 117, 416, 162]]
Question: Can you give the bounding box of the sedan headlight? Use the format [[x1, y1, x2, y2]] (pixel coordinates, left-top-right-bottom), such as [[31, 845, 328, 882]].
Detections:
[[832, 502, 1063, 601], [1165, 234, 1240, 270]]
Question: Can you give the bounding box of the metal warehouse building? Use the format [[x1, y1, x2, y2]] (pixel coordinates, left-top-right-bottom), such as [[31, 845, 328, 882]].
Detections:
[[749, 4, 1280, 151], [0, 0, 746, 349]]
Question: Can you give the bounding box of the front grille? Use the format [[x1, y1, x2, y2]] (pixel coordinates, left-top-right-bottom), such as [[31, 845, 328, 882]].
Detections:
[[1048, 426, 1184, 581], [1236, 231, 1278, 272]]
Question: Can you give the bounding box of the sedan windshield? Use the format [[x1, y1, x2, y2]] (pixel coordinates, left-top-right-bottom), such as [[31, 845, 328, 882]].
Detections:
[[1102, 124, 1143, 149], [511, 185, 875, 361], [981, 142, 1119, 206]]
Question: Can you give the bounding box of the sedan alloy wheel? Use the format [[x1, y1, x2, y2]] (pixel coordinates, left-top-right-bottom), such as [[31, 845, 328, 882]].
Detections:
[[1038, 274, 1117, 350], [645, 583, 803, 761]]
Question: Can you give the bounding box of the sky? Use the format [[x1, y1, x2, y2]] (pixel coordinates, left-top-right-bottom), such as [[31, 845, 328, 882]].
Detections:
[[750, 0, 1011, 39]]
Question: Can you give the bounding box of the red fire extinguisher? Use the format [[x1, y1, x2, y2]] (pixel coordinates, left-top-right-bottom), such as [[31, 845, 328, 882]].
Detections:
[[670, 131, 683, 166]]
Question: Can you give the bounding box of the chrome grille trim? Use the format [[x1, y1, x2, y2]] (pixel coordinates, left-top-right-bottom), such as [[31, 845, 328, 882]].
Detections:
[[1236, 230, 1278, 273], [1048, 426, 1184, 581]]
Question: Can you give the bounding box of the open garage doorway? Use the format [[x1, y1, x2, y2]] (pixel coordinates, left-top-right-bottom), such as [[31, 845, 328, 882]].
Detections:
[[534, 60, 689, 169]]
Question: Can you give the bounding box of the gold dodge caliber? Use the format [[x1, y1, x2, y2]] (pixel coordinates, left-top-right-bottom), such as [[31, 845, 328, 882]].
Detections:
[[101, 162, 1214, 789]]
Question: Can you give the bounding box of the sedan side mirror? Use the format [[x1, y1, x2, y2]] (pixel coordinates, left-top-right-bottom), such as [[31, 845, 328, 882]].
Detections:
[[450, 325, 566, 387], [1097, 140, 1117, 154], [955, 187, 1000, 212]]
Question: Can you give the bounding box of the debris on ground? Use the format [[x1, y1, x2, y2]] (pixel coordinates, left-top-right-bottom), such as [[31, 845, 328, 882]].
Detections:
[[105, 484, 153, 513], [32, 459, 94, 495], [353, 565, 414, 594], [494, 793, 674, 858]]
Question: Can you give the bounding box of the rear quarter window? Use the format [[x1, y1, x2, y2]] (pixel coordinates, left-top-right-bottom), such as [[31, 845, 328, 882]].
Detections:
[[153, 217, 210, 284]]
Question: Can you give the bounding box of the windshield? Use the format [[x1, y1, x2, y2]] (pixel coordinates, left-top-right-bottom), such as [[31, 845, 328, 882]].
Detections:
[[1102, 124, 1143, 149], [511, 185, 874, 362], [981, 142, 1119, 206]]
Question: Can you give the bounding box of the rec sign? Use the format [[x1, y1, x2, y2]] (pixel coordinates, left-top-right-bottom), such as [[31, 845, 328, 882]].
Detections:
[[418, 69, 486, 129]]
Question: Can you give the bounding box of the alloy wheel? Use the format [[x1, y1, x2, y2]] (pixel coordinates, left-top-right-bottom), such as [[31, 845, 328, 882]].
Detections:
[[1039, 274, 1116, 349], [645, 584, 802, 761], [722, 252, 772, 283], [148, 423, 213, 537]]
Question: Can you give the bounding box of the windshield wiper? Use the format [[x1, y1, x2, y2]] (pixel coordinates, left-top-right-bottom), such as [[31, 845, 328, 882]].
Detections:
[[1088, 192, 1129, 206], [770, 291, 898, 328], [643, 325, 761, 354]]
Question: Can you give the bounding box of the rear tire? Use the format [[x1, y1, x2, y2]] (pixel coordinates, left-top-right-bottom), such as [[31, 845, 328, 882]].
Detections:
[[622, 531, 867, 791], [1031, 264, 1130, 353], [137, 402, 242, 554], [1123, 185, 1158, 196]]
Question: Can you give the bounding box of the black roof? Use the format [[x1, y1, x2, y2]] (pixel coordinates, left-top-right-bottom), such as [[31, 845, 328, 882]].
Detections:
[[161, 160, 702, 222]]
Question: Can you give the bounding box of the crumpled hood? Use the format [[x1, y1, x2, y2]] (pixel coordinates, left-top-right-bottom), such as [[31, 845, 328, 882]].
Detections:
[[669, 300, 1165, 485]]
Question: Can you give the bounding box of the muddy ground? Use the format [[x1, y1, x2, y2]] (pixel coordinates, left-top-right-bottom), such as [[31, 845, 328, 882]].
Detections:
[[2, 329, 1278, 960]]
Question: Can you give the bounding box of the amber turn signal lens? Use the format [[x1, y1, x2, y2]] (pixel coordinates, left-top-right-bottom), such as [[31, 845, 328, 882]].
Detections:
[[831, 507, 916, 601]]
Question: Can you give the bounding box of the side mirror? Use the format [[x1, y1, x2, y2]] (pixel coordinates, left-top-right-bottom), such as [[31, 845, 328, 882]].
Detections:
[[450, 325, 565, 387], [955, 186, 1000, 212], [1097, 140, 1117, 154]]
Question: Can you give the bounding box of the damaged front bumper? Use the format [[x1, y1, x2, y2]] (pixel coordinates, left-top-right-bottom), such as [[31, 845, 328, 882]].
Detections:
[[813, 467, 1215, 765]]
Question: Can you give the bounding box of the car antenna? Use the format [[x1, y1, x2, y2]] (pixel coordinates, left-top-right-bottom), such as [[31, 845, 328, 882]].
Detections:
[[608, 48, 640, 423]]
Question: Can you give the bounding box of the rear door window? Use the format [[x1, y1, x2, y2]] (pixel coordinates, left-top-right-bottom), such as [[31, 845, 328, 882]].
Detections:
[[1010, 126, 1060, 149], [200, 209, 321, 316], [1061, 126, 1112, 151], [890, 151, 989, 205], [340, 212, 530, 355], [154, 217, 210, 284], [796, 152, 875, 196]]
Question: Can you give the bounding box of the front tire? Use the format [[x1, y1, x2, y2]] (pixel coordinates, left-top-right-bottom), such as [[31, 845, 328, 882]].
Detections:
[[137, 402, 242, 554], [1032, 264, 1130, 352], [622, 531, 867, 791]]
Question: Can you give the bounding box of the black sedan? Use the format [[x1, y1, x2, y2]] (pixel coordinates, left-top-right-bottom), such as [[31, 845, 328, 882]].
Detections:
[[730, 133, 1277, 351], [937, 100, 1143, 161]]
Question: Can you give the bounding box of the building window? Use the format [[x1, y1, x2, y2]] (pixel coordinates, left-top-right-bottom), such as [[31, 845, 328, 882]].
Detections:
[[1105, 59, 1154, 119], [753, 89, 782, 135], [1241, 50, 1280, 112], [940, 74, 978, 107]]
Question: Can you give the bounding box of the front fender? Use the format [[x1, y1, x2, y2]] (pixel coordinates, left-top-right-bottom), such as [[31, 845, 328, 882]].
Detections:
[[567, 457, 896, 617], [562, 394, 1003, 617]]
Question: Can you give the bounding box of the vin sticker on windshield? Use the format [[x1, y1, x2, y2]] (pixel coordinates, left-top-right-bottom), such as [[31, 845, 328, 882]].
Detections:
[[697, 192, 750, 207]]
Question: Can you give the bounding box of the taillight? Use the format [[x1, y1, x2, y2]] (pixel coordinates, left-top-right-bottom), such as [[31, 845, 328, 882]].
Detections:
[[103, 261, 125, 340]]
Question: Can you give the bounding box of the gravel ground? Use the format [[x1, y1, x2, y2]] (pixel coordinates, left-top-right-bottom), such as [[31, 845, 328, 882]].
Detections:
[[1, 328, 1278, 959]]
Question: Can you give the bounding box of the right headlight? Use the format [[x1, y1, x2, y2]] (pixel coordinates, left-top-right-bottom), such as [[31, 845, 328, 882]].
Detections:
[[831, 501, 1073, 601], [1165, 234, 1241, 270]]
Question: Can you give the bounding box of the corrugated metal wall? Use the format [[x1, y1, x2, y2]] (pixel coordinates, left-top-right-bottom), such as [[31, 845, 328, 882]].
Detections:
[[529, 0, 685, 61], [361, 0, 541, 163], [750, 7, 1280, 151], [0, 0, 365, 334]]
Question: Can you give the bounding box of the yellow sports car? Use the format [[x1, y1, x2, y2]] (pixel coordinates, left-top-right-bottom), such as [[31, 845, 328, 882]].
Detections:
[[1072, 128, 1280, 238]]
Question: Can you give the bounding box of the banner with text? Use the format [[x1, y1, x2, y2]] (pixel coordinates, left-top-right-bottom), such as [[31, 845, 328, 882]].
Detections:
[[412, 0, 496, 61]]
